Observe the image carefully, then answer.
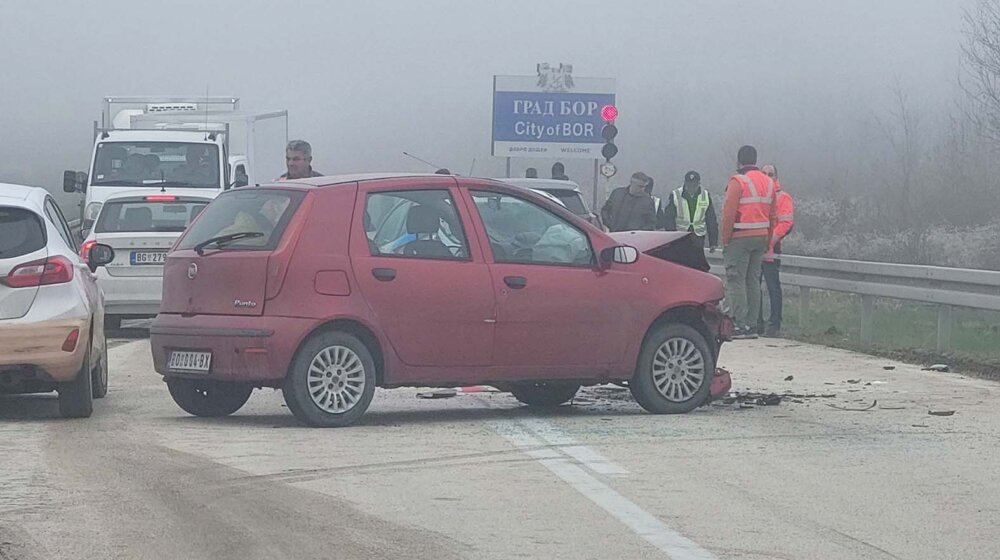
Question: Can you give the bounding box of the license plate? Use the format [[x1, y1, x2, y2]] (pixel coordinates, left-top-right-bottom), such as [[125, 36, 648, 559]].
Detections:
[[130, 251, 166, 265], [168, 350, 212, 373]]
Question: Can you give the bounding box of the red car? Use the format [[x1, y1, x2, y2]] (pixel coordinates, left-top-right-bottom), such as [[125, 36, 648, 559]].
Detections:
[[148, 174, 731, 427]]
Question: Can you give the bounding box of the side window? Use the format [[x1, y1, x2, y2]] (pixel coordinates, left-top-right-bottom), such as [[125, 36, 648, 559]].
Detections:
[[364, 190, 469, 260], [471, 191, 593, 266], [44, 198, 77, 253]]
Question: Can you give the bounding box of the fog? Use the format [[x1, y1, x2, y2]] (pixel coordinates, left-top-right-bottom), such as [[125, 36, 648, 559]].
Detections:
[[0, 0, 966, 206]]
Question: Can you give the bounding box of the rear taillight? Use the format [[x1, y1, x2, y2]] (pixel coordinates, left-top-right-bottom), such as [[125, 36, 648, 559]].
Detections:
[[62, 329, 80, 352], [1, 256, 75, 288], [81, 240, 97, 261]]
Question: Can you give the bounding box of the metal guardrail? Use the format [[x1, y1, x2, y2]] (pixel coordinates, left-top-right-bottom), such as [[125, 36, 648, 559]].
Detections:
[[705, 252, 1000, 350]]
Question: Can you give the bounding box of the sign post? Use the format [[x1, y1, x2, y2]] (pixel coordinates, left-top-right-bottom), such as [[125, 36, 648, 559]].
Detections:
[[492, 65, 614, 201]]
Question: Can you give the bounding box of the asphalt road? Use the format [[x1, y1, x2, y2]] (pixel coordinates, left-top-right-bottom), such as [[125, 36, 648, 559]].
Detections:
[[1, 327, 998, 560]]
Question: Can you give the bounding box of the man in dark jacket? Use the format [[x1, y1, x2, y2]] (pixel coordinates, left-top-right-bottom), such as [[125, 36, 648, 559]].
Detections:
[[601, 172, 657, 232], [661, 170, 719, 251]]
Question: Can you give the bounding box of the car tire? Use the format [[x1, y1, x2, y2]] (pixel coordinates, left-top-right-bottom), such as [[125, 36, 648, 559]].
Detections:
[[283, 331, 376, 428], [166, 379, 252, 418], [630, 323, 714, 415], [92, 331, 109, 399], [104, 315, 122, 331], [58, 342, 94, 418], [509, 382, 581, 407]]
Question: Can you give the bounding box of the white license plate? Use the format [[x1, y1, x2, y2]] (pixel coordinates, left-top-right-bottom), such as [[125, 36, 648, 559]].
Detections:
[[130, 251, 166, 265], [168, 351, 212, 373]]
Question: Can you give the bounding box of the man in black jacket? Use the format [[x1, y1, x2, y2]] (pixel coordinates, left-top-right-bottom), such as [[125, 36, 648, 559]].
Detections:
[[601, 172, 657, 232], [661, 170, 719, 251]]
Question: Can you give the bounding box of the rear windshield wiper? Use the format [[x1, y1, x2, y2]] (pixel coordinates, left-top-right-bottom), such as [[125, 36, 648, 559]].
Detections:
[[193, 231, 263, 255]]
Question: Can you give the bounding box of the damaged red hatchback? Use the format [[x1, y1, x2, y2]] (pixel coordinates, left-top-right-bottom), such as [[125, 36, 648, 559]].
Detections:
[[150, 174, 732, 427]]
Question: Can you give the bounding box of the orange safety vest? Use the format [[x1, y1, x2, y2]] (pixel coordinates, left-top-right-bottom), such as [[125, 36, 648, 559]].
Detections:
[[731, 170, 775, 231], [764, 187, 794, 261]]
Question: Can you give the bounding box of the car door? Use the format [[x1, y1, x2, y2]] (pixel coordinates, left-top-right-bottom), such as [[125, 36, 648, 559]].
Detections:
[[351, 179, 496, 371], [464, 187, 633, 377]]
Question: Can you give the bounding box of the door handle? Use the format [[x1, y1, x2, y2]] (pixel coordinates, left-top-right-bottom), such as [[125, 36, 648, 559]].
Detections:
[[372, 268, 397, 282], [504, 276, 527, 289]]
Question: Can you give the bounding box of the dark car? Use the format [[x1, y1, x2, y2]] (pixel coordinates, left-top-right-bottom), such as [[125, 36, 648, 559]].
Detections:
[[150, 174, 731, 427]]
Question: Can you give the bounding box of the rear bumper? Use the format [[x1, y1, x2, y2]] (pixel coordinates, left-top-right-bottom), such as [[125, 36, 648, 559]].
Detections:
[[99, 271, 162, 317], [150, 313, 317, 385], [0, 302, 90, 384]]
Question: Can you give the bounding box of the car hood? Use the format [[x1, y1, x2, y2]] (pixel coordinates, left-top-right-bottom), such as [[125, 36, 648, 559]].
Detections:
[[608, 230, 690, 253], [609, 230, 710, 272]]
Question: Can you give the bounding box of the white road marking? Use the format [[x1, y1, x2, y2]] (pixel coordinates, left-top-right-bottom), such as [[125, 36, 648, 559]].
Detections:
[[492, 421, 718, 560], [519, 418, 629, 475]]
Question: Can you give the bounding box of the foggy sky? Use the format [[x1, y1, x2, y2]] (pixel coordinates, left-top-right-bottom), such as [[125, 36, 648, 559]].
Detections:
[[0, 0, 967, 206]]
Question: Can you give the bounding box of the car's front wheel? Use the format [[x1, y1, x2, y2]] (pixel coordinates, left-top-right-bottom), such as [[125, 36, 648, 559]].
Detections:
[[283, 331, 376, 427], [630, 323, 714, 414], [167, 379, 252, 417], [509, 382, 581, 407]]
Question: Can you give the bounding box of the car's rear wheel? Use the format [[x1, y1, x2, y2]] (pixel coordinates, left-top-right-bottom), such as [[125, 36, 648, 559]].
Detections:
[[509, 382, 581, 407], [58, 342, 94, 418], [91, 331, 108, 399], [167, 379, 252, 417], [283, 331, 376, 428], [630, 323, 713, 414]]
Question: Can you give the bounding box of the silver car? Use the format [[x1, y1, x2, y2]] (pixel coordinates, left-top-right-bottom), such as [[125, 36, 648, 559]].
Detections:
[[0, 184, 115, 417]]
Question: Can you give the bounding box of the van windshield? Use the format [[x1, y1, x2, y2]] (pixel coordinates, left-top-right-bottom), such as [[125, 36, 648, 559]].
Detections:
[[91, 142, 221, 188], [176, 189, 304, 252]]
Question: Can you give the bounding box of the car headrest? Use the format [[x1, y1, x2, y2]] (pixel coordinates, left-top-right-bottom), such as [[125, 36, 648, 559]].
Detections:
[[406, 205, 440, 235], [121, 206, 153, 230], [364, 211, 374, 232]]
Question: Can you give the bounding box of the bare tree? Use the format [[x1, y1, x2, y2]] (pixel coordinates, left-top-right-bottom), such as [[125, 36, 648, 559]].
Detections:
[[961, 0, 1000, 143]]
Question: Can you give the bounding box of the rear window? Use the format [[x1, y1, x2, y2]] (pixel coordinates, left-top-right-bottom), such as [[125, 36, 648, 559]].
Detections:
[[95, 198, 211, 233], [547, 190, 588, 215], [176, 189, 305, 251], [0, 207, 46, 259]]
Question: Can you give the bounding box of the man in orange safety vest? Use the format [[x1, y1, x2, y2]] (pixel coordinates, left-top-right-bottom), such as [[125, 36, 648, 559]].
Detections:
[[758, 164, 794, 337], [721, 145, 777, 339]]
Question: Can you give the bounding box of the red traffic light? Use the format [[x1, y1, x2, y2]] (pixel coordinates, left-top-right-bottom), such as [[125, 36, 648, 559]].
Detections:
[[601, 105, 618, 122]]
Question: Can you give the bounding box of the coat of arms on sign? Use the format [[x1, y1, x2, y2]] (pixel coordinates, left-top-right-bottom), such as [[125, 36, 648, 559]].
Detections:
[[536, 63, 575, 92]]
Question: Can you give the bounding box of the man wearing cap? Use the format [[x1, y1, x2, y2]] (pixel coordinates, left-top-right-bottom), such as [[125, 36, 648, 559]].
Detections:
[[662, 171, 719, 251]]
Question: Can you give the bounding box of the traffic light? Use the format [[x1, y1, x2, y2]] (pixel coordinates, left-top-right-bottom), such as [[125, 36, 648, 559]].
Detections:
[[601, 105, 618, 161]]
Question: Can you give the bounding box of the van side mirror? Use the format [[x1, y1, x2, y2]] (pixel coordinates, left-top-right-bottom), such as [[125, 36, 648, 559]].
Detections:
[[86, 244, 115, 273], [232, 174, 249, 189], [63, 170, 87, 193], [600, 245, 639, 268]]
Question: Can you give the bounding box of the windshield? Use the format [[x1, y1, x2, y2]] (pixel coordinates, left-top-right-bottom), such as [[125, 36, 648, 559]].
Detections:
[[94, 198, 211, 233], [91, 142, 221, 188], [176, 189, 304, 251], [546, 190, 588, 216]]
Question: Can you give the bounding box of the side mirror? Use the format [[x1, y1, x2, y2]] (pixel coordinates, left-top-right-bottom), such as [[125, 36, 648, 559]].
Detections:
[[600, 245, 639, 268], [231, 174, 249, 189], [63, 170, 87, 193], [87, 244, 115, 273]]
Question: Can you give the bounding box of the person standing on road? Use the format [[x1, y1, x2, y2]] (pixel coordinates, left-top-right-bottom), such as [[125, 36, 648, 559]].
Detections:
[[662, 170, 719, 252], [643, 176, 662, 224], [758, 164, 794, 337], [722, 145, 776, 339], [277, 140, 323, 181], [551, 162, 570, 181], [601, 172, 657, 232]]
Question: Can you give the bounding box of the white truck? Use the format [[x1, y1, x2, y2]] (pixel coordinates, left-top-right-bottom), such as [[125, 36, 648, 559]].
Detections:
[[64, 97, 288, 231]]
